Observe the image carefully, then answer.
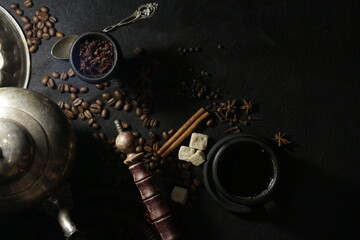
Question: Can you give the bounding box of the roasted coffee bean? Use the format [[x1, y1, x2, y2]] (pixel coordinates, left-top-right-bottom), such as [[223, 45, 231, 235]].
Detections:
[[78, 112, 85, 120], [168, 128, 175, 136], [29, 44, 38, 53], [23, 23, 32, 31], [107, 97, 116, 107], [89, 104, 102, 113], [121, 121, 129, 129], [77, 106, 84, 113], [57, 84, 64, 93], [142, 108, 151, 114], [45, 21, 53, 28], [35, 9, 40, 15], [152, 142, 160, 152], [103, 81, 110, 87], [148, 131, 158, 140], [26, 30, 33, 37], [113, 90, 122, 100], [193, 178, 202, 187], [68, 68, 75, 77], [49, 16, 57, 23], [95, 84, 104, 90], [138, 138, 146, 146], [64, 102, 71, 110], [10, 3, 19, 9], [130, 99, 140, 108], [87, 117, 95, 126], [41, 75, 50, 86], [64, 83, 70, 92], [24, 0, 33, 8], [79, 86, 89, 93], [114, 100, 123, 110], [144, 146, 153, 152], [70, 93, 77, 101], [73, 98, 83, 107], [95, 99, 104, 106], [40, 6, 49, 12], [143, 118, 151, 128], [39, 12, 49, 21], [36, 30, 43, 39], [150, 119, 158, 128], [58, 101, 65, 109], [100, 108, 109, 119], [64, 110, 74, 119], [84, 110, 92, 119], [36, 21, 44, 29], [140, 114, 148, 121], [124, 103, 132, 112], [26, 38, 32, 47], [42, 33, 50, 40], [81, 101, 90, 109], [43, 26, 49, 33], [102, 92, 111, 100], [162, 132, 169, 140], [132, 131, 141, 138], [50, 72, 59, 79], [20, 16, 30, 24], [71, 106, 79, 116], [92, 122, 100, 130], [32, 15, 40, 23], [30, 38, 41, 45], [206, 119, 214, 127], [136, 146, 144, 153], [60, 72, 68, 80], [48, 27, 56, 37], [70, 86, 78, 93], [15, 9, 24, 16], [99, 132, 107, 141], [135, 107, 142, 117], [56, 31, 64, 38]]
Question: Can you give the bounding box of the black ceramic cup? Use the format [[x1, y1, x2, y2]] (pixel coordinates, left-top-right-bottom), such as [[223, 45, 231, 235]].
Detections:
[[204, 133, 279, 214], [69, 32, 119, 84]]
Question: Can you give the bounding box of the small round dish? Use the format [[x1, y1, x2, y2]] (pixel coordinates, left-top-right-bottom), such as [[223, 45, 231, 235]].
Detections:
[[69, 32, 119, 84], [204, 133, 280, 214]]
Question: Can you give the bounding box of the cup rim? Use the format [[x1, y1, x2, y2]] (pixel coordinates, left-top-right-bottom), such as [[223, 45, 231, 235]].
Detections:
[[69, 31, 118, 83], [204, 133, 280, 213]]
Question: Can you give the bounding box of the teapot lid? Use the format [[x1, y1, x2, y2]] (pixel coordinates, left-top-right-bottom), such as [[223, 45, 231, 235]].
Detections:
[[0, 87, 76, 212]]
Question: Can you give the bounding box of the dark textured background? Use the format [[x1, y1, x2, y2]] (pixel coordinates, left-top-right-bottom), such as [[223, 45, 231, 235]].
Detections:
[[1, 0, 360, 239]]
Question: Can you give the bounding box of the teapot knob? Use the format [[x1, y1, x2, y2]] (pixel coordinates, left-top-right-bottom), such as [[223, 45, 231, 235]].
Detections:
[[0, 119, 33, 182]]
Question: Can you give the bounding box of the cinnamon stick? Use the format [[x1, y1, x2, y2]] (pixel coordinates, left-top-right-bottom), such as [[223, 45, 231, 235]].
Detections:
[[161, 111, 209, 158], [157, 108, 206, 155]]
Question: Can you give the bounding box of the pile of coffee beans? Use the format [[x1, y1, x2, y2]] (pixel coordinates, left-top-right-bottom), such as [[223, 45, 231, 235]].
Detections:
[[79, 39, 114, 74], [10, 2, 64, 53]]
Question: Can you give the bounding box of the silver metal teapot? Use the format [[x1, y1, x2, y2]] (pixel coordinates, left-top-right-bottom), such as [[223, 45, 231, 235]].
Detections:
[[0, 87, 80, 239]]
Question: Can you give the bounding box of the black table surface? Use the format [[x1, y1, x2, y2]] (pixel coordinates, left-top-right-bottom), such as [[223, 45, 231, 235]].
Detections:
[[1, 0, 360, 239]]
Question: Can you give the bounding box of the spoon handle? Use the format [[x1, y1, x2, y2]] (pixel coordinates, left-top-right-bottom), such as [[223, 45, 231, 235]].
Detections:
[[102, 2, 158, 33]]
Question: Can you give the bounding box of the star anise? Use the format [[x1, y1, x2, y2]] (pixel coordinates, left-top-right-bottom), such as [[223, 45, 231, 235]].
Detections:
[[273, 132, 291, 147], [136, 67, 152, 86], [240, 99, 253, 114], [218, 98, 237, 118]]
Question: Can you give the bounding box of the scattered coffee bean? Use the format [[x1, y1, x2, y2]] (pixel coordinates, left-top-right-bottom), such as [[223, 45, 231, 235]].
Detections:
[[64, 109, 74, 119], [23, 23, 32, 31], [32, 15, 39, 23], [43, 26, 49, 33], [102, 92, 111, 100], [168, 129, 175, 136], [60, 72, 68, 80], [77, 106, 84, 113], [73, 98, 83, 107], [151, 119, 159, 128], [42, 33, 50, 40], [162, 132, 169, 140], [136, 146, 144, 153], [95, 84, 105, 90], [71, 106, 79, 116], [107, 97, 116, 107], [70, 93, 78, 101], [24, 0, 33, 8], [113, 90, 122, 100], [49, 27, 56, 37], [68, 68, 75, 77], [56, 31, 64, 38], [49, 16, 57, 23], [10, 3, 19, 9], [26, 30, 33, 37], [20, 16, 30, 24], [114, 100, 123, 110], [36, 21, 44, 29], [78, 112, 85, 120], [58, 101, 65, 109], [36, 30, 43, 39], [143, 118, 151, 128], [64, 83, 70, 92], [57, 84, 64, 93], [79, 86, 89, 93], [99, 132, 107, 141], [132, 131, 141, 138], [121, 121, 130, 129], [140, 114, 148, 121], [29, 44, 38, 53], [70, 86, 78, 93], [206, 119, 214, 127], [64, 102, 71, 110], [84, 110, 92, 119], [95, 99, 104, 106], [15, 8, 24, 16], [46, 78, 54, 88], [41, 75, 50, 86], [81, 101, 90, 109], [124, 103, 132, 112], [45, 21, 53, 28], [39, 12, 49, 21], [35, 9, 39, 15], [51, 72, 60, 79], [90, 104, 102, 114], [138, 138, 146, 146], [135, 107, 142, 117], [131, 99, 139, 107], [92, 122, 100, 130], [26, 38, 31, 47], [87, 117, 95, 126], [148, 131, 159, 140], [100, 108, 109, 119], [40, 6, 49, 13]]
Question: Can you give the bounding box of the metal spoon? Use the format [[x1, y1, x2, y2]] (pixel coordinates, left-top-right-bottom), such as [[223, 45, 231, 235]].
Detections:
[[50, 2, 158, 60]]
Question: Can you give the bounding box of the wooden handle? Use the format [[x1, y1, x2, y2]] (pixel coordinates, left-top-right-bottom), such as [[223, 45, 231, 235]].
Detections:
[[124, 153, 181, 240]]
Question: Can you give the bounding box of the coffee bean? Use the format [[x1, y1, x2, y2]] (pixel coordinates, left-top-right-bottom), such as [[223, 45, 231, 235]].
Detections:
[[79, 86, 89, 93], [64, 102, 71, 110], [70, 93, 77, 101], [99, 132, 107, 141], [162, 132, 169, 140], [136, 146, 144, 153], [26, 38, 32, 47], [87, 117, 95, 126], [144, 146, 153, 153], [49, 16, 57, 23], [102, 92, 111, 100], [57, 84, 64, 93], [45, 21, 53, 28], [206, 119, 214, 127], [140, 114, 148, 121], [168, 129, 175, 136], [138, 138, 146, 146], [135, 107, 142, 117], [84, 110, 92, 119], [60, 72, 68, 80], [68, 68, 75, 77], [114, 100, 123, 110], [26, 30, 33, 37], [71, 106, 79, 116], [143, 118, 151, 128], [32, 15, 40, 23], [77, 106, 84, 113], [23, 23, 32, 31], [90, 104, 102, 113], [81, 101, 90, 109], [20, 16, 30, 24], [95, 84, 105, 90], [40, 6, 49, 12], [131, 99, 140, 108], [64, 110, 74, 119], [148, 131, 159, 140], [36, 30, 43, 39], [64, 83, 70, 92], [10, 3, 19, 9], [113, 90, 122, 100], [124, 103, 132, 112], [78, 112, 85, 120], [100, 108, 109, 119], [70, 86, 78, 93], [73, 98, 83, 107], [39, 12, 49, 21], [35, 9, 40, 15], [58, 101, 65, 109], [95, 99, 104, 106], [107, 97, 116, 107], [41, 75, 49, 86], [29, 44, 38, 53], [49, 27, 56, 37], [36, 21, 44, 29], [132, 131, 141, 138], [15, 9, 24, 16], [43, 26, 49, 33], [151, 119, 159, 128], [56, 31, 64, 38], [103, 81, 110, 87], [42, 33, 50, 40], [92, 122, 100, 130], [24, 0, 33, 8], [120, 121, 129, 129]]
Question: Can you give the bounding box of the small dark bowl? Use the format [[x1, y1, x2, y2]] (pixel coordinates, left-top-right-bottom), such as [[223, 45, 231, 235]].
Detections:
[[69, 32, 119, 84]]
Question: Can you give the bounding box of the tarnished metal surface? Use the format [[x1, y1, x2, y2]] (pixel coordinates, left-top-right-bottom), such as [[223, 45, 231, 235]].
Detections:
[[0, 6, 30, 88]]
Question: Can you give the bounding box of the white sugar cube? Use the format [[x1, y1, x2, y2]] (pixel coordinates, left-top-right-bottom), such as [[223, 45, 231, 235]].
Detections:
[[178, 146, 196, 161], [189, 132, 209, 150], [188, 149, 206, 166], [171, 186, 189, 205]]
